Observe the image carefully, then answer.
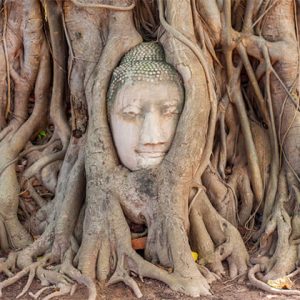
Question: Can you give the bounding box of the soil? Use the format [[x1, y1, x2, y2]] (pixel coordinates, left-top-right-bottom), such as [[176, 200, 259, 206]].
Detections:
[[1, 273, 299, 300]]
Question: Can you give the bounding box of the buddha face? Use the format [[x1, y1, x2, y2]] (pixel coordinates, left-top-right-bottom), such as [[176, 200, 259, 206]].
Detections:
[[109, 80, 183, 171]]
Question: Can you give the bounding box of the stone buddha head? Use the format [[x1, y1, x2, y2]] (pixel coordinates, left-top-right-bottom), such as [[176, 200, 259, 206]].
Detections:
[[108, 42, 184, 171]]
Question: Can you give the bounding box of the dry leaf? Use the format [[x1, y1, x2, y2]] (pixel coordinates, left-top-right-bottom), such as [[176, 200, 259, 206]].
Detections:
[[267, 276, 294, 289]]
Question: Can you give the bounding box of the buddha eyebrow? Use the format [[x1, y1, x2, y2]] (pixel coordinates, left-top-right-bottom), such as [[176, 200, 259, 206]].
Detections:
[[121, 104, 142, 110], [162, 100, 180, 106]]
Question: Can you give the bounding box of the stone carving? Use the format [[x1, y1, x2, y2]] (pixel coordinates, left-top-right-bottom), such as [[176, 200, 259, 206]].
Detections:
[[108, 42, 184, 171]]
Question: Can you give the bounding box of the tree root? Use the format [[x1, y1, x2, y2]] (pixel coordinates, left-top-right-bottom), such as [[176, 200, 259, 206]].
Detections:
[[28, 286, 55, 299], [202, 165, 238, 225], [0, 254, 50, 298], [0, 243, 97, 300], [248, 264, 300, 296], [17, 265, 37, 298], [190, 191, 249, 278], [0, 262, 76, 300], [31, 246, 96, 300], [107, 240, 212, 298], [107, 253, 143, 298], [27, 178, 47, 208], [249, 171, 300, 295], [78, 193, 211, 298], [196, 265, 220, 284], [59, 253, 96, 300], [30, 284, 74, 300], [256, 174, 299, 281], [0, 251, 17, 277]]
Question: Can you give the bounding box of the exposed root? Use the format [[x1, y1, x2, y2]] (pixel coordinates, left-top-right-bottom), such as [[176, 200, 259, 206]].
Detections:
[[0, 251, 17, 277], [202, 165, 237, 225], [288, 268, 300, 279], [248, 264, 300, 296], [108, 256, 143, 298], [255, 173, 299, 281], [60, 244, 97, 300], [27, 178, 47, 208], [0, 254, 50, 298], [228, 165, 254, 226], [29, 286, 55, 299], [190, 191, 249, 279], [17, 223, 55, 269], [107, 242, 212, 298], [0, 218, 9, 252], [60, 265, 96, 300], [249, 173, 300, 295], [70, 0, 135, 10], [22, 151, 65, 184], [16, 266, 36, 298], [0, 242, 96, 300], [23, 251, 95, 300], [78, 192, 211, 298], [40, 284, 74, 300], [197, 265, 220, 284]]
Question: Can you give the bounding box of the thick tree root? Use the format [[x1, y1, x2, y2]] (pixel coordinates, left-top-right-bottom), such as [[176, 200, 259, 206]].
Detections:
[[248, 264, 300, 296], [30, 284, 75, 300], [1, 264, 76, 300], [197, 265, 221, 284], [107, 242, 211, 298], [256, 174, 299, 281], [78, 195, 211, 298], [202, 165, 238, 225], [190, 191, 249, 278], [0, 245, 96, 300], [0, 251, 17, 277], [249, 171, 300, 296], [0, 254, 50, 297]]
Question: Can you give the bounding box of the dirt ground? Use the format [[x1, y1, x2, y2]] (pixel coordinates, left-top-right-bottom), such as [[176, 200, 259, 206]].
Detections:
[[1, 273, 299, 300]]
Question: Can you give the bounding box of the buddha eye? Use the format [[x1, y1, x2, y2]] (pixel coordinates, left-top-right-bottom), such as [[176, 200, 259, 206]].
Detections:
[[123, 111, 138, 118], [162, 105, 179, 116], [121, 106, 141, 119]]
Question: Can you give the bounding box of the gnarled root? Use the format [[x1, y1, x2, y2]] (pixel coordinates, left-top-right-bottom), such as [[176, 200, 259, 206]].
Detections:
[[0, 236, 96, 300], [202, 165, 237, 225], [190, 191, 249, 279], [144, 214, 211, 296], [30, 247, 94, 300], [248, 264, 300, 296], [78, 194, 211, 298], [249, 171, 300, 295], [0, 251, 17, 278], [202, 161, 258, 230], [0, 254, 50, 298]]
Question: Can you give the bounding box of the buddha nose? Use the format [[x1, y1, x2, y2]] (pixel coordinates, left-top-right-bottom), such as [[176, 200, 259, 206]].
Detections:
[[140, 112, 165, 145]]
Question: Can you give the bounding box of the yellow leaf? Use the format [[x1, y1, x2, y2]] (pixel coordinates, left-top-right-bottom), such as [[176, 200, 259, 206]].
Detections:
[[267, 276, 294, 289], [192, 251, 198, 261]]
